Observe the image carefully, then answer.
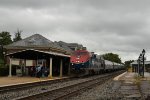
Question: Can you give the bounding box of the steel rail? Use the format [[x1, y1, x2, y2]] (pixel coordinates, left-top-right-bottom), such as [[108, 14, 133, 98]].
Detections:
[[16, 71, 124, 100], [0, 77, 74, 93]]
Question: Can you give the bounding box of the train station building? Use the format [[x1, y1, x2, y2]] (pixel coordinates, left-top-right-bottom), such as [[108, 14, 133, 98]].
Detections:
[[131, 60, 150, 72], [4, 34, 73, 78]]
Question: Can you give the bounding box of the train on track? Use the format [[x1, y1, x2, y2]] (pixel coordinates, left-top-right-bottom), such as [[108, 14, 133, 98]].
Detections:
[[70, 50, 124, 76]]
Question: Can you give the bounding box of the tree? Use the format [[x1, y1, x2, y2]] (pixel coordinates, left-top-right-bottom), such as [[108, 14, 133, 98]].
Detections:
[[13, 29, 22, 42], [0, 31, 12, 65], [124, 60, 134, 69], [102, 53, 122, 63], [0, 31, 12, 45]]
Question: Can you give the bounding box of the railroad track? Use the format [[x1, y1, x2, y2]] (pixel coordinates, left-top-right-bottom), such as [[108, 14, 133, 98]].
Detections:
[[0, 77, 75, 93], [16, 71, 124, 100]]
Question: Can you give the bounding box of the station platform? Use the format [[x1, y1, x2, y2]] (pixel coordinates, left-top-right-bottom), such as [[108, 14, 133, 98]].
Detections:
[[114, 71, 150, 81], [0, 76, 68, 87], [113, 72, 150, 99]]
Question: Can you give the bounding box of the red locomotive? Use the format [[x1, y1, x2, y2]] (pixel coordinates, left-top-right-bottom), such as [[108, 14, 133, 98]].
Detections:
[[70, 50, 103, 76], [70, 49, 124, 76], [70, 50, 91, 66]]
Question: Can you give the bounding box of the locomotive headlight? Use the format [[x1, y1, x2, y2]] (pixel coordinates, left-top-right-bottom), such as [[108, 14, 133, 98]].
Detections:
[[72, 63, 73, 65], [76, 61, 80, 63]]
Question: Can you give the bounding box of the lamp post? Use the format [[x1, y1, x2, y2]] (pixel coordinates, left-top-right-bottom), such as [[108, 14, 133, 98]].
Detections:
[[138, 54, 142, 76], [137, 59, 140, 76], [137, 49, 146, 77], [142, 49, 145, 78]]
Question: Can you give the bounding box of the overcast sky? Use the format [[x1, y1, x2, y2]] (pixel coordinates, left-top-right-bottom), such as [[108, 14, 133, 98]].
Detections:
[[1, 0, 150, 62]]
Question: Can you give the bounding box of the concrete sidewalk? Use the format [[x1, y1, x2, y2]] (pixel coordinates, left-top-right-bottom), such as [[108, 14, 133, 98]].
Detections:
[[143, 72, 150, 80], [113, 72, 150, 99], [114, 72, 150, 81]]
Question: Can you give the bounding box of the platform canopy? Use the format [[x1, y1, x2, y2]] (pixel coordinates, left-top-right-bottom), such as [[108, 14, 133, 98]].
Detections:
[[6, 49, 70, 60]]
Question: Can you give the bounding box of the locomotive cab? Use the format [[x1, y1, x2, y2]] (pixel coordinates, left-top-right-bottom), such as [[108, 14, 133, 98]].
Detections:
[[70, 50, 90, 70]]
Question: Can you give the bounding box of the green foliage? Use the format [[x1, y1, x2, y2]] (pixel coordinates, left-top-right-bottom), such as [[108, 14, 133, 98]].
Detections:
[[0, 58, 4, 63], [0, 57, 4, 68], [0, 46, 4, 60], [124, 60, 134, 68], [0, 31, 12, 45], [102, 53, 122, 63], [0, 58, 9, 76], [0, 67, 9, 76], [0, 31, 12, 64], [0, 48, 3, 60], [13, 29, 22, 42]]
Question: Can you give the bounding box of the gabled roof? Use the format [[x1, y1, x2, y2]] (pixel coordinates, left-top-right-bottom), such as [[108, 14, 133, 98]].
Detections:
[[5, 34, 70, 54], [6, 34, 53, 47], [54, 41, 73, 53], [54, 41, 85, 52]]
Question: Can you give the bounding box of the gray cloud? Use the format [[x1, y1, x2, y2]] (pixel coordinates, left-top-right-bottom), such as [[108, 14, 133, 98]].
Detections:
[[1, 0, 150, 62]]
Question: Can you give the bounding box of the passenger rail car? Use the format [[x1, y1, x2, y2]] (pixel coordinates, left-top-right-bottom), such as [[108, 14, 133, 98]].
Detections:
[[70, 50, 124, 76]]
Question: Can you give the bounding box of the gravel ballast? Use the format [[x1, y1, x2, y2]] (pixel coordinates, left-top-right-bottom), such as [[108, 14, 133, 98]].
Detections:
[[68, 79, 123, 100], [68, 78, 150, 100], [0, 74, 111, 100]]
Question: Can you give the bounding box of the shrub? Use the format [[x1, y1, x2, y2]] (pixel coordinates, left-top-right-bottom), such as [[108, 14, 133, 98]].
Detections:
[[0, 66, 9, 76]]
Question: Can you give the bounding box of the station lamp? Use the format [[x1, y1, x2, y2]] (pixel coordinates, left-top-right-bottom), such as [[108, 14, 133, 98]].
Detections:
[[142, 49, 145, 78], [139, 54, 142, 60], [138, 53, 142, 76], [142, 49, 145, 56]]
